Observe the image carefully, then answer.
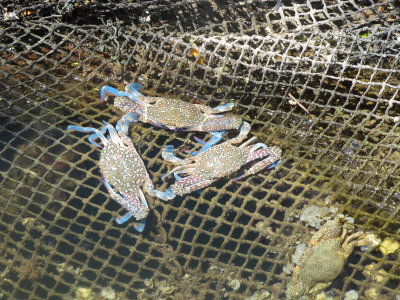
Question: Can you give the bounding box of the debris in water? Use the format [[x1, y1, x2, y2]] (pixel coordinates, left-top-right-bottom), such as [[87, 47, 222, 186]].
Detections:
[[100, 286, 117, 300], [228, 279, 241, 291], [288, 93, 309, 114], [74, 287, 95, 300], [379, 237, 400, 255], [364, 288, 379, 299], [244, 290, 270, 300], [299, 205, 338, 229], [344, 289, 359, 300], [359, 233, 381, 251], [16, 257, 44, 281]]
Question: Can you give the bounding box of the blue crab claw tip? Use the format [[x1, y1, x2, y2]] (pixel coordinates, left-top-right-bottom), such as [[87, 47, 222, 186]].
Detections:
[[268, 160, 281, 169], [115, 212, 133, 224], [134, 219, 146, 232], [100, 86, 127, 101], [100, 86, 110, 101], [66, 125, 87, 133]]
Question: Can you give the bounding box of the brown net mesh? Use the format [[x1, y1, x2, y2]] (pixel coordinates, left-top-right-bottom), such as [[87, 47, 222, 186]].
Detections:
[[1, 0, 400, 299]]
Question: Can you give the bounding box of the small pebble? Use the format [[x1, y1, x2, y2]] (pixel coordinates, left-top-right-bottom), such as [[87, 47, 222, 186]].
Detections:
[[228, 279, 240, 291], [344, 289, 359, 300]]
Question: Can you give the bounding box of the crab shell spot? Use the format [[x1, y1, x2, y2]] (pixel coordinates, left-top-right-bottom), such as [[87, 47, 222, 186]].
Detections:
[[147, 98, 206, 128]]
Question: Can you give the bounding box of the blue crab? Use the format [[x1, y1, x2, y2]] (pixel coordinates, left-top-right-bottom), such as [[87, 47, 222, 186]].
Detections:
[[67, 113, 155, 232], [154, 122, 282, 200], [100, 83, 242, 154]]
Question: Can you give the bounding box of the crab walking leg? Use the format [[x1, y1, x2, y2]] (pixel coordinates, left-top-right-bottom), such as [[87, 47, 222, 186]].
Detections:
[[239, 136, 257, 148], [233, 146, 282, 182], [102, 178, 148, 231], [89, 125, 109, 148], [191, 131, 225, 155], [116, 112, 140, 134], [161, 165, 195, 181], [162, 145, 187, 164], [125, 83, 144, 96], [116, 210, 146, 233], [186, 121, 250, 155], [100, 85, 149, 107], [116, 114, 143, 149], [125, 83, 160, 106], [190, 121, 250, 155], [103, 124, 124, 147], [138, 188, 150, 209], [134, 219, 147, 233], [228, 121, 251, 144], [248, 142, 268, 151], [101, 86, 132, 101], [67, 125, 109, 148], [342, 231, 365, 249], [115, 212, 133, 224]]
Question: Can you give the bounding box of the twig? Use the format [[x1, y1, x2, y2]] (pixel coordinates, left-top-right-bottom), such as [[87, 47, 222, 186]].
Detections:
[[288, 93, 309, 114]]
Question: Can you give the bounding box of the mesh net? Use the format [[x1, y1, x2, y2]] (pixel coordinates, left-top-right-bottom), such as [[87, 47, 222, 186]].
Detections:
[[1, 0, 400, 299]]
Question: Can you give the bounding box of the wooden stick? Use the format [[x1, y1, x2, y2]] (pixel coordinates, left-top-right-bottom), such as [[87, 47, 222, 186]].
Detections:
[[288, 93, 309, 114]]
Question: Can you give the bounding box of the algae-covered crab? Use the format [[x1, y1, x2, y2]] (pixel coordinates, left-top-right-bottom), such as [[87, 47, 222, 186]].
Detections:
[[286, 218, 373, 299], [67, 113, 155, 232], [154, 121, 282, 200], [101, 83, 242, 153]]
